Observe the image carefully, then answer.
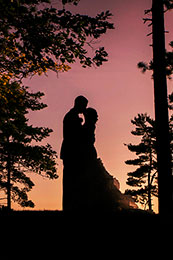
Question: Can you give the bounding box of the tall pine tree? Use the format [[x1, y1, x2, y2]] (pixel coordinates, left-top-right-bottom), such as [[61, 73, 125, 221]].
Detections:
[[125, 114, 158, 211], [125, 94, 173, 211], [0, 77, 58, 209], [137, 0, 173, 214]]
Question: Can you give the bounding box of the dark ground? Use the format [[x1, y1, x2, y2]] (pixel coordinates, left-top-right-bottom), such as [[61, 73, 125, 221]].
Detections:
[[0, 208, 171, 249], [0, 208, 159, 229], [1, 207, 172, 224], [0, 207, 166, 219]]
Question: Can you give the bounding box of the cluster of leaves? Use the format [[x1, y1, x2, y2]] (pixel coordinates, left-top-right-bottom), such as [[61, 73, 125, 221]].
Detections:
[[0, 0, 114, 79], [138, 41, 173, 79], [163, 0, 173, 10], [0, 78, 58, 207], [62, 0, 80, 5]]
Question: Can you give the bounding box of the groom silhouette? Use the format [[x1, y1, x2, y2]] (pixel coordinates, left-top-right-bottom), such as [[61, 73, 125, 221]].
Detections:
[[60, 95, 88, 211]]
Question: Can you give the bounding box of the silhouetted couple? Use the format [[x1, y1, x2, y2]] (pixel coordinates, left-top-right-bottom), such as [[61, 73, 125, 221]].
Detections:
[[60, 96, 137, 212]]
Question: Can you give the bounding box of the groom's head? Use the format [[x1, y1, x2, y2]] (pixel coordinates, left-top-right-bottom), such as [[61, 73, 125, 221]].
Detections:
[[74, 95, 88, 113]]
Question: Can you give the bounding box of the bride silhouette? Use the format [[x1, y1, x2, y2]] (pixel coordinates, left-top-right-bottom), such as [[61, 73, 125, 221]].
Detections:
[[61, 97, 138, 212], [77, 107, 138, 212]]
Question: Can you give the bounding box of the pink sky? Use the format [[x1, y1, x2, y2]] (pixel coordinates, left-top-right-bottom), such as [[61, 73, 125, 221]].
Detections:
[[13, 0, 172, 212]]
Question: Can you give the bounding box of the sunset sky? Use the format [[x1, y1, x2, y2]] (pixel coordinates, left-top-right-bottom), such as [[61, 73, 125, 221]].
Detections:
[[13, 0, 172, 212]]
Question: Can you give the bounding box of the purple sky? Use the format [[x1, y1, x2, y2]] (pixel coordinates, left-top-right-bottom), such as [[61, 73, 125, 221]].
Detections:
[[14, 0, 173, 212]]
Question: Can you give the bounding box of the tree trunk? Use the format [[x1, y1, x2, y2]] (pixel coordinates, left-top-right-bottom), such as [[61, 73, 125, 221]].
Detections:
[[148, 141, 152, 211], [7, 153, 11, 210], [152, 0, 172, 215]]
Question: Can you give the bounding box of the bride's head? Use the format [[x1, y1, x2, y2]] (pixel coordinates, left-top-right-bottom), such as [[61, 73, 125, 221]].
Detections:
[[84, 107, 98, 124]]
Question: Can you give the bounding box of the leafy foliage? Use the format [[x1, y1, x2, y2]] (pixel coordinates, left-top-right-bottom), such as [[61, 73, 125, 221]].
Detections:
[[0, 78, 58, 208], [138, 41, 173, 79], [0, 0, 114, 79], [163, 0, 173, 10], [125, 114, 158, 210], [125, 94, 173, 210], [62, 0, 80, 5]]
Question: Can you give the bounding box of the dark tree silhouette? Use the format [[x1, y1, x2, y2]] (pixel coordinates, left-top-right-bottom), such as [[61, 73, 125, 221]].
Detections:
[[125, 114, 158, 211], [0, 78, 58, 209], [125, 92, 173, 212], [138, 41, 173, 79], [170, 94, 173, 182], [152, 0, 172, 215], [62, 0, 80, 4], [0, 0, 114, 79], [137, 0, 173, 215]]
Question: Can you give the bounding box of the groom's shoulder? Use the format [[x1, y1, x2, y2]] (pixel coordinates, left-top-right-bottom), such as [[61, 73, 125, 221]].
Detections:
[[64, 108, 75, 121]]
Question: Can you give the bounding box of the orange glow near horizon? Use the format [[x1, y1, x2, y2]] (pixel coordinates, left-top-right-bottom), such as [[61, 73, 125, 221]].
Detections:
[[12, 0, 172, 213]]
